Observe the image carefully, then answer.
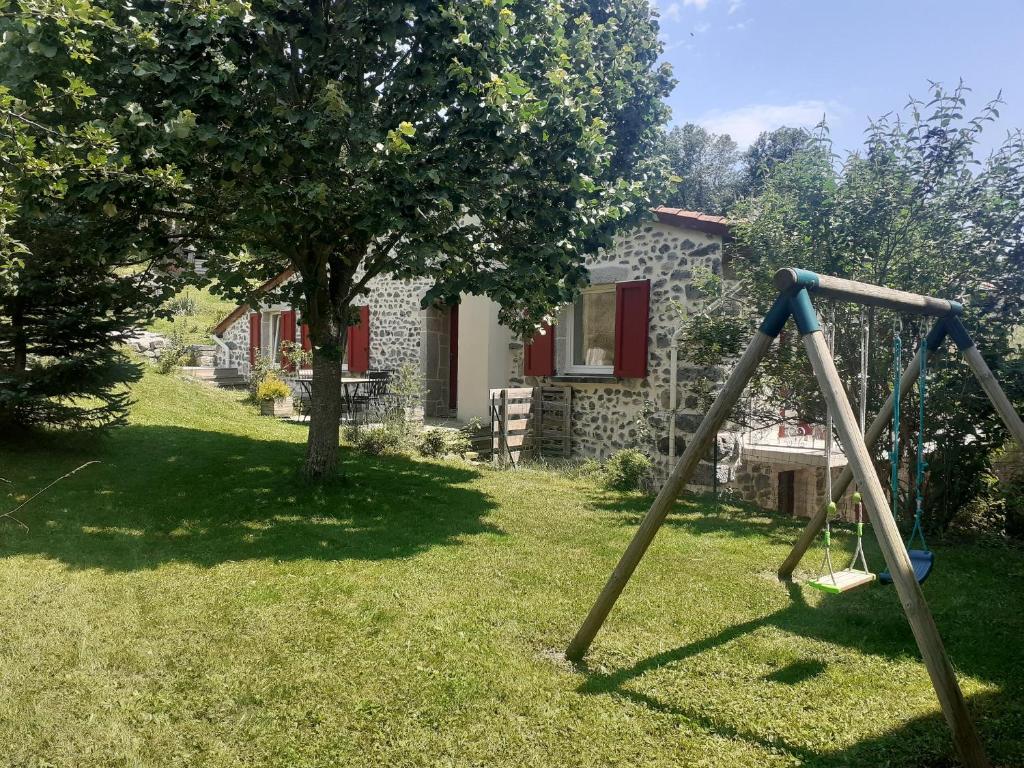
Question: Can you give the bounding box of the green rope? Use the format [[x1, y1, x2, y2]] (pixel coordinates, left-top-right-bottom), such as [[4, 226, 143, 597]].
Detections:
[[908, 343, 929, 552], [890, 321, 902, 510]]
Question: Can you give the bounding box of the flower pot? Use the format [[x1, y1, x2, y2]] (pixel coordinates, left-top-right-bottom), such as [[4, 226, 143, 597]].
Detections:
[[260, 396, 293, 417]]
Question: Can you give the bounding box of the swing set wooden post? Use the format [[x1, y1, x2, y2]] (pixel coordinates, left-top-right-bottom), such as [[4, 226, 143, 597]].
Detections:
[[564, 269, 1024, 767]]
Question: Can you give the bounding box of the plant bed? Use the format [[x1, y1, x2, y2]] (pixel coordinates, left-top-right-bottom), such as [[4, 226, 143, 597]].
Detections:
[[259, 396, 293, 418]]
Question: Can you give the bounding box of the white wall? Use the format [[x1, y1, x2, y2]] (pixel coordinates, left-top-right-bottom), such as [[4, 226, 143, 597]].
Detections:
[[456, 295, 512, 423]]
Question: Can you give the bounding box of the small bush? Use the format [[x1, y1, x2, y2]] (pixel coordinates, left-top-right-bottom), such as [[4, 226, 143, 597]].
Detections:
[[256, 374, 291, 402], [154, 332, 192, 374], [1005, 476, 1024, 539], [416, 429, 471, 458], [247, 352, 277, 401], [354, 427, 406, 456], [603, 448, 652, 492], [167, 293, 198, 317]]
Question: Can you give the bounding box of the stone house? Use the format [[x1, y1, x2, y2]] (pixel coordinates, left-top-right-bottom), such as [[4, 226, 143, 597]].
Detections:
[[210, 207, 844, 518]]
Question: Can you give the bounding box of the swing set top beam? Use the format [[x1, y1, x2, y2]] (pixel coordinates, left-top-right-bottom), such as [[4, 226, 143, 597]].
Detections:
[[774, 268, 963, 318]]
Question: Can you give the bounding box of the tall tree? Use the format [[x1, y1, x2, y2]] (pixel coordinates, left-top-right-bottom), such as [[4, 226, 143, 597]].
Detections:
[[0, 0, 187, 430], [742, 125, 810, 194], [145, 0, 674, 478], [686, 83, 1024, 533], [661, 123, 741, 214]]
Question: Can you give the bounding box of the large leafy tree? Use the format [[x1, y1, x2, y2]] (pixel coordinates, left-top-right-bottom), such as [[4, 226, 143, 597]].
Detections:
[[144, 0, 674, 477], [0, 0, 188, 430], [686, 83, 1024, 533], [661, 123, 742, 214], [742, 125, 810, 194]]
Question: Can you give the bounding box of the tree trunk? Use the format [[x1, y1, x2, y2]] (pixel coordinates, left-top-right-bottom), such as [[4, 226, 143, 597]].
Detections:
[[303, 334, 346, 479]]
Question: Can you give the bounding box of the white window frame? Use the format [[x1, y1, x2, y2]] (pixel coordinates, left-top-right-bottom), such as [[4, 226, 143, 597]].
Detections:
[[258, 307, 347, 372], [564, 284, 616, 375], [261, 310, 283, 366]]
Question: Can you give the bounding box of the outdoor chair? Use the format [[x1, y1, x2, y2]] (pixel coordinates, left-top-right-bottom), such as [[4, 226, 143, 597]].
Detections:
[[349, 369, 393, 423]]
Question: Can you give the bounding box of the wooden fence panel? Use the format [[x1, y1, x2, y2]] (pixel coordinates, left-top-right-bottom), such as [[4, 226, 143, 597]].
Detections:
[[490, 386, 572, 465]]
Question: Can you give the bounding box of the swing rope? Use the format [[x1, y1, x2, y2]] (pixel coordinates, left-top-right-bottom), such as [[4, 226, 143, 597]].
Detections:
[[816, 316, 838, 585], [845, 307, 871, 576], [890, 317, 902, 510], [810, 308, 874, 593], [908, 343, 929, 552], [879, 320, 935, 585]]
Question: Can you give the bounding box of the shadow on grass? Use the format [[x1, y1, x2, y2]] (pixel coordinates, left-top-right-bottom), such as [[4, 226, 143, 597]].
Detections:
[[588, 490, 810, 546], [576, 576, 1023, 765], [0, 425, 499, 571]]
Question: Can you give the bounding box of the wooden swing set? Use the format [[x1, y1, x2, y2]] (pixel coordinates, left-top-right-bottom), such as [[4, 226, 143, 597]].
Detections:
[[565, 268, 1024, 768]]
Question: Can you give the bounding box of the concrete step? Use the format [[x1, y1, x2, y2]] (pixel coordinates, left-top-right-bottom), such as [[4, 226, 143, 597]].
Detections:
[[182, 366, 240, 380]]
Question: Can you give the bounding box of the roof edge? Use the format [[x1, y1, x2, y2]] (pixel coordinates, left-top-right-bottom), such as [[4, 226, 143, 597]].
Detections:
[[211, 267, 295, 336], [651, 206, 732, 237]]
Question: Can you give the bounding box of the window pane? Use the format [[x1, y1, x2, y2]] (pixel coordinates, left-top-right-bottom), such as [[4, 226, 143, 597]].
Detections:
[[573, 289, 615, 367], [275, 315, 285, 364]]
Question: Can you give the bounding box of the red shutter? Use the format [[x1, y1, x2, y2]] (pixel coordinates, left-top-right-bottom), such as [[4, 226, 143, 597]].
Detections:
[[614, 280, 650, 378], [280, 310, 297, 371], [523, 323, 555, 377], [300, 323, 311, 352], [248, 311, 261, 365], [347, 305, 370, 373]]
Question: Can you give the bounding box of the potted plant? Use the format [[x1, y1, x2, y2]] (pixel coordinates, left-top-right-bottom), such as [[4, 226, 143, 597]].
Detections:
[[257, 373, 294, 417]]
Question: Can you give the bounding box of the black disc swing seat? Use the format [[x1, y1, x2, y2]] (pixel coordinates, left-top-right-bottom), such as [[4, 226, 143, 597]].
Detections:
[[879, 337, 935, 586]]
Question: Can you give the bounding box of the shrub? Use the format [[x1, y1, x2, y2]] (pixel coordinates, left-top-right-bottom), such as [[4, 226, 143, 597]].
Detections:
[[603, 448, 652, 492], [256, 374, 291, 402], [154, 332, 192, 375], [416, 429, 471, 458], [354, 427, 406, 456], [167, 292, 198, 317], [280, 339, 312, 371], [1005, 476, 1024, 540], [379, 362, 427, 437], [247, 352, 277, 401]]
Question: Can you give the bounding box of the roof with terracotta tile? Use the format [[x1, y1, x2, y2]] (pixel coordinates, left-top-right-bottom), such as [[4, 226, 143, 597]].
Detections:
[[651, 206, 732, 237]]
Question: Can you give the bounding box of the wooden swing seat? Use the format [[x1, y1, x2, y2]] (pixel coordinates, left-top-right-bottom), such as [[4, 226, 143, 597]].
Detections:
[[807, 568, 876, 595]]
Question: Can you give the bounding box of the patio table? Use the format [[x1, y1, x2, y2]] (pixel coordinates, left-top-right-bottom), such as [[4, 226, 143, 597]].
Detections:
[[341, 377, 373, 418]]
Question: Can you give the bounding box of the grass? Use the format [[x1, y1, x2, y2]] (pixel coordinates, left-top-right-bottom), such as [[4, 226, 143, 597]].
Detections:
[[0, 371, 1022, 767], [148, 286, 236, 346]]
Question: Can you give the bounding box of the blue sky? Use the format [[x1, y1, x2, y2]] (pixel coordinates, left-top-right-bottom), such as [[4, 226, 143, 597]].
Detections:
[[652, 0, 1024, 155]]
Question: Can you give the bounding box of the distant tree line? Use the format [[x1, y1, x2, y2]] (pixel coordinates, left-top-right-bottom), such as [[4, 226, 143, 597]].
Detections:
[[659, 123, 809, 214]]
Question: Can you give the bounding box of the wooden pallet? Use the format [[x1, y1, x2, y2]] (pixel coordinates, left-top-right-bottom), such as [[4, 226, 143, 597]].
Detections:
[[490, 386, 572, 466]]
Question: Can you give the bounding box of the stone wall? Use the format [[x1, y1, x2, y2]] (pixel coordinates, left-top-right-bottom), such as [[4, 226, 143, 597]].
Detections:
[[515, 220, 729, 487], [730, 460, 862, 521], [213, 272, 454, 416], [220, 318, 250, 373]]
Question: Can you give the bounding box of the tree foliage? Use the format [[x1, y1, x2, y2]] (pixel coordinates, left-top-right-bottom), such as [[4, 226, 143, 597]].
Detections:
[[742, 125, 810, 195], [0, 0, 188, 429], [687, 83, 1024, 534], [137, 0, 674, 476], [659, 124, 810, 214], [662, 123, 742, 214]]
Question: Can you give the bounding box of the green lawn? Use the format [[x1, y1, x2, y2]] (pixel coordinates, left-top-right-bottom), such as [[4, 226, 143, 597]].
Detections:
[[148, 286, 236, 346], [0, 372, 1022, 767]]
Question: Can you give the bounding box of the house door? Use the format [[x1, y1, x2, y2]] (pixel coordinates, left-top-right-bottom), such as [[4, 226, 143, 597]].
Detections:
[[778, 470, 796, 516], [448, 304, 459, 412]]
